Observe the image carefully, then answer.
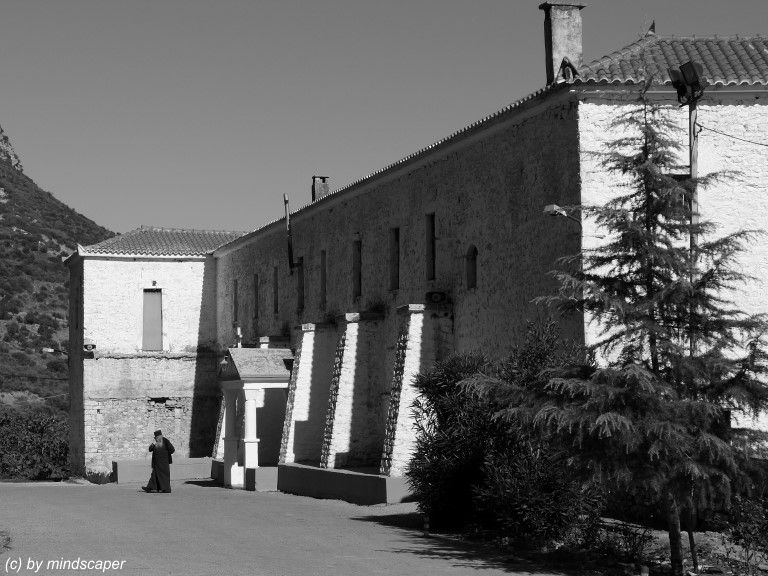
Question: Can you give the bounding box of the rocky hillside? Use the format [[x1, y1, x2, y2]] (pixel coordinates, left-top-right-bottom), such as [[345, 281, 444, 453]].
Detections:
[[0, 124, 113, 413]]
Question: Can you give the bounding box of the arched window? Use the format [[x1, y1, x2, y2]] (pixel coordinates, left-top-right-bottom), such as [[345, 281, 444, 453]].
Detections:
[[466, 245, 478, 289]]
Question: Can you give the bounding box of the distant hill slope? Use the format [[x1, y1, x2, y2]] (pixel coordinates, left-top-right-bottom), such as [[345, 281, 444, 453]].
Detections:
[[0, 124, 113, 412]]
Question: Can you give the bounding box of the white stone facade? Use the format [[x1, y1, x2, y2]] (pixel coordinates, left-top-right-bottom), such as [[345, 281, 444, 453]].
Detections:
[[69, 256, 220, 474], [69, 83, 768, 477], [579, 89, 768, 430]]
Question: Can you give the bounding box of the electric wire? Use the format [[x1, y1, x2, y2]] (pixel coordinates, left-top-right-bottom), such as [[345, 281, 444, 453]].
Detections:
[[697, 123, 768, 148]]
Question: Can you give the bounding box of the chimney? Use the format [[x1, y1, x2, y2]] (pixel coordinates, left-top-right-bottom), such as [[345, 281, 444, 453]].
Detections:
[[539, 3, 585, 85], [311, 176, 330, 202]]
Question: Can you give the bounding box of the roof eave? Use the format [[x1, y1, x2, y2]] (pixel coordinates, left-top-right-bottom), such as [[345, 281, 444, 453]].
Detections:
[[75, 249, 212, 260], [215, 81, 575, 257]]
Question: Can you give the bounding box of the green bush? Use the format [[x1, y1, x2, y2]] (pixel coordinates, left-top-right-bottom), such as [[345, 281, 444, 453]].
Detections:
[[0, 406, 69, 480], [11, 351, 33, 366], [721, 494, 768, 573], [475, 440, 603, 548], [46, 358, 67, 374], [407, 322, 602, 548], [407, 354, 495, 530]]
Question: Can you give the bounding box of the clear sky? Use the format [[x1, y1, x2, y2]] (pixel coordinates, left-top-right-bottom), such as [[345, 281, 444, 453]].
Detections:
[[0, 0, 765, 233]]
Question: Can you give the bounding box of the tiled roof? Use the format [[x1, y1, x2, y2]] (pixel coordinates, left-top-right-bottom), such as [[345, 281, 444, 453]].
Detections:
[[215, 34, 768, 257], [219, 348, 293, 381], [83, 226, 245, 256], [577, 34, 768, 86], [215, 82, 564, 254]]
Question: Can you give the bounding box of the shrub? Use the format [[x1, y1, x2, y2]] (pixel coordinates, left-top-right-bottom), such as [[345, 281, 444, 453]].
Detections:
[[11, 351, 33, 366], [0, 406, 69, 480], [407, 322, 603, 548], [407, 354, 496, 530], [23, 311, 41, 324], [5, 320, 19, 338], [475, 440, 604, 549], [46, 359, 67, 374], [721, 495, 768, 574]]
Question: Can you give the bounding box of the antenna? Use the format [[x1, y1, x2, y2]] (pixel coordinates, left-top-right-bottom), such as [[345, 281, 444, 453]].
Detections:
[[283, 194, 295, 275]]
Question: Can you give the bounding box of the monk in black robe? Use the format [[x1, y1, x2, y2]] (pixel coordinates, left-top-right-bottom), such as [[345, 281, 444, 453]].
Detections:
[[142, 430, 175, 493]]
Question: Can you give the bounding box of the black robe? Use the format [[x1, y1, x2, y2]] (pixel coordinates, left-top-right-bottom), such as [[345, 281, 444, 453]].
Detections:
[[146, 438, 175, 492]]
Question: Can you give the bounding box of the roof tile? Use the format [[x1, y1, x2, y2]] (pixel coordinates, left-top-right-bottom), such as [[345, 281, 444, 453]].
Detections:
[[577, 35, 768, 86], [83, 226, 245, 256]]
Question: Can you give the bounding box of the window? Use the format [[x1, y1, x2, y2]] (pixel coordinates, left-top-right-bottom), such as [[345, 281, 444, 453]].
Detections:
[[466, 245, 478, 289], [425, 213, 436, 281], [253, 274, 259, 320], [320, 250, 327, 311], [296, 257, 305, 313], [273, 266, 279, 315], [142, 289, 162, 351], [352, 240, 362, 299], [389, 227, 400, 291], [232, 279, 239, 324]]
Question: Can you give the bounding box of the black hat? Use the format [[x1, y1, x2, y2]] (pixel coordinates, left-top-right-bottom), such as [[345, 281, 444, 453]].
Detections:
[[154, 430, 163, 437]]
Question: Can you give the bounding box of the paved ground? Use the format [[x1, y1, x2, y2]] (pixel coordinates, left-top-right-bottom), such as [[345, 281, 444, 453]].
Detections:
[[1, 480, 576, 576]]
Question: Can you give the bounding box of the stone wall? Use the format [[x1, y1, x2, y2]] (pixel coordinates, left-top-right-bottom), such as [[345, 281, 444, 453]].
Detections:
[[216, 92, 583, 355], [222, 92, 582, 473], [83, 257, 217, 353], [72, 256, 221, 473]]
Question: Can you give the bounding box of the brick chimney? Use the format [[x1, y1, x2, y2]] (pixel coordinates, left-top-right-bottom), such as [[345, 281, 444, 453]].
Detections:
[[311, 176, 330, 202], [539, 3, 585, 85]]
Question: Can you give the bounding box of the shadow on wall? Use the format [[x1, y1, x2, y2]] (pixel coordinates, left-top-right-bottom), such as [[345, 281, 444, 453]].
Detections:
[[258, 388, 287, 465], [188, 256, 222, 457]]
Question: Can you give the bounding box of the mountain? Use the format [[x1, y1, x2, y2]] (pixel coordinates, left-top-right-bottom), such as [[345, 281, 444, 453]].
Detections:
[[0, 124, 113, 413]]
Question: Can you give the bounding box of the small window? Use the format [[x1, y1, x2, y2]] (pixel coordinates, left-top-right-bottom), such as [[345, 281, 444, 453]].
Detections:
[[142, 289, 162, 350], [352, 239, 362, 299], [389, 228, 400, 291], [273, 266, 279, 315], [425, 213, 436, 281], [320, 250, 327, 311], [466, 245, 478, 289], [232, 279, 239, 324], [253, 274, 259, 320], [296, 257, 305, 313]]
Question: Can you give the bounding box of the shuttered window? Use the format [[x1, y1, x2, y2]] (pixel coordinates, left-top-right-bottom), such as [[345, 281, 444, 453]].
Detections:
[[142, 289, 162, 350]]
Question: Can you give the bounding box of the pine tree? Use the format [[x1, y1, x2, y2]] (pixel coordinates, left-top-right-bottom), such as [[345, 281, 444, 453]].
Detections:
[[486, 84, 768, 574]]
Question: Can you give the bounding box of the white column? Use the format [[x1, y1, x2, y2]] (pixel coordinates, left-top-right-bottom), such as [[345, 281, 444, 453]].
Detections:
[[321, 314, 360, 469], [281, 324, 316, 464], [381, 304, 434, 477], [242, 387, 265, 469], [223, 387, 243, 488]]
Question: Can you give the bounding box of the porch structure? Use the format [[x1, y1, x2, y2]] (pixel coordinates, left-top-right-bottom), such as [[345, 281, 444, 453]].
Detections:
[[217, 347, 292, 490]]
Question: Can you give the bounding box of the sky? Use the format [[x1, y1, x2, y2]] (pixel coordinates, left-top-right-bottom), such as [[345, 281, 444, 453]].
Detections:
[[0, 0, 765, 233]]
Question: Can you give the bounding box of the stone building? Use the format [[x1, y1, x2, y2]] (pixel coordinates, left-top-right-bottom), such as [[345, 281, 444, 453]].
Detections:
[[66, 227, 241, 475], [68, 4, 768, 497]]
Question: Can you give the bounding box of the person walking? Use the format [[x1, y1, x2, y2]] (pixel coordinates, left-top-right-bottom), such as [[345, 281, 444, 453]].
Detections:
[[142, 430, 175, 493]]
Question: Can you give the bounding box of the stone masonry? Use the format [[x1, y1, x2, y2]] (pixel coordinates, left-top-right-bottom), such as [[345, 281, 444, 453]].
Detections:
[[69, 256, 220, 474], [69, 11, 768, 479]]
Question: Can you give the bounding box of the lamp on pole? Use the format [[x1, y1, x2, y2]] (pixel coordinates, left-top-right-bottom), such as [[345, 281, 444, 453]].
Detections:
[[668, 60, 706, 256]]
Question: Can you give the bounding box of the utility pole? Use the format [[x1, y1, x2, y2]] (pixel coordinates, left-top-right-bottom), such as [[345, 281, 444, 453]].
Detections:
[[669, 62, 706, 573], [689, 99, 699, 260], [669, 60, 706, 357]]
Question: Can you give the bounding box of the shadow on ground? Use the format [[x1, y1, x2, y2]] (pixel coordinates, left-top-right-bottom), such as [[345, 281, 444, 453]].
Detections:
[[183, 479, 221, 488], [351, 513, 601, 575]]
